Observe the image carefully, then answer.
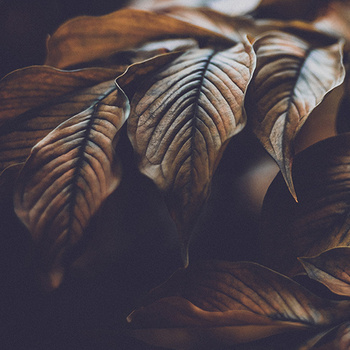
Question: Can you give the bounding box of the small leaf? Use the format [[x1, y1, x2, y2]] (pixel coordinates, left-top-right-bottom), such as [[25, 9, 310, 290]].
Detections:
[[126, 40, 255, 264], [299, 247, 350, 297], [0, 67, 122, 174], [13, 87, 128, 290], [127, 261, 350, 349], [45, 8, 235, 69], [261, 133, 350, 275], [245, 31, 345, 200]]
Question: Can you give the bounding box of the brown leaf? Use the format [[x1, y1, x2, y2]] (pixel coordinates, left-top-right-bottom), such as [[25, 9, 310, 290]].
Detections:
[[126, 40, 255, 264], [45, 8, 235, 69], [245, 31, 344, 200], [126, 260, 350, 349], [13, 87, 128, 290], [0, 67, 123, 174], [299, 247, 350, 297], [261, 133, 350, 276]]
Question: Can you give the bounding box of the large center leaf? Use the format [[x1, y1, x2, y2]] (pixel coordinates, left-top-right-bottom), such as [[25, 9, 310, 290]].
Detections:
[[245, 30, 344, 200], [126, 40, 255, 264], [13, 87, 129, 290]]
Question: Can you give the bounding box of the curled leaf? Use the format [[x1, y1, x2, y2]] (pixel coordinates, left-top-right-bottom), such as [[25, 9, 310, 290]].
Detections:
[[127, 260, 350, 349], [245, 31, 345, 200], [45, 8, 235, 69], [299, 247, 350, 297], [0, 67, 122, 174], [126, 40, 255, 264], [261, 133, 350, 276], [13, 87, 128, 290]]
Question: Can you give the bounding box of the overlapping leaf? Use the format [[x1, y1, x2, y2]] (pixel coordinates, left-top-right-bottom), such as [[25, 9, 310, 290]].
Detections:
[[0, 67, 123, 174], [126, 40, 255, 264], [129, 0, 261, 16], [261, 133, 350, 276], [300, 247, 350, 297], [13, 87, 128, 290], [45, 8, 235, 69], [245, 30, 344, 200], [126, 260, 350, 349]]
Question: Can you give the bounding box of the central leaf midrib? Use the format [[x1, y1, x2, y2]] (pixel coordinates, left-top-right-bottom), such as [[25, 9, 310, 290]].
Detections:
[[65, 86, 115, 237], [188, 50, 217, 190]]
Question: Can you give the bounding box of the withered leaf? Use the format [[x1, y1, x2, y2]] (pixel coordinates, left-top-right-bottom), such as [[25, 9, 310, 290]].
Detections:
[[299, 247, 350, 297], [127, 260, 350, 349], [245, 31, 344, 200], [13, 87, 128, 290], [261, 133, 350, 276], [129, 0, 261, 16], [45, 8, 235, 69], [126, 40, 255, 264], [0, 67, 123, 174]]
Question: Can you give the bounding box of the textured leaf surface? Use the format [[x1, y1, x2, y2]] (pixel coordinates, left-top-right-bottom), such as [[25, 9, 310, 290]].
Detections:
[[127, 40, 255, 262], [0, 67, 122, 174], [261, 133, 350, 276], [127, 261, 350, 349], [300, 248, 350, 297], [14, 87, 128, 290], [45, 8, 235, 69], [245, 31, 344, 200], [129, 0, 261, 16]]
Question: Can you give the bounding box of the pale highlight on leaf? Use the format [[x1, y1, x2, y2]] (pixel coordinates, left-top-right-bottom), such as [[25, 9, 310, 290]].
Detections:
[[245, 31, 345, 200], [13, 87, 128, 290], [261, 133, 350, 276], [127, 40, 255, 263], [45, 8, 235, 69], [0, 67, 123, 175], [299, 247, 350, 297], [127, 261, 350, 349]]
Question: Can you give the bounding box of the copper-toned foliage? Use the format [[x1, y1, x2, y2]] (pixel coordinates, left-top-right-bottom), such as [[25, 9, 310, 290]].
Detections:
[[261, 133, 350, 276], [13, 87, 128, 290], [0, 67, 123, 174], [127, 40, 255, 263], [45, 8, 235, 69], [127, 260, 350, 349], [300, 247, 350, 297], [245, 31, 344, 200]]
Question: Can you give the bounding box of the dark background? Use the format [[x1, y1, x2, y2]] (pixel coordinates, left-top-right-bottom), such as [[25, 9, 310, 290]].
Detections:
[[0, 1, 318, 349]]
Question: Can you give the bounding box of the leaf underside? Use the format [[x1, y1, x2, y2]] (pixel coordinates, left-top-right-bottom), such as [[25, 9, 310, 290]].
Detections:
[[245, 31, 344, 200], [14, 87, 128, 290], [127, 40, 255, 260]]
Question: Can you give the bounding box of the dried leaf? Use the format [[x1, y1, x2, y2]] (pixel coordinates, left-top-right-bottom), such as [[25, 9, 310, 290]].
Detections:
[[299, 247, 350, 297], [127, 261, 350, 349], [13, 87, 128, 290], [245, 31, 345, 200], [0, 67, 122, 174], [126, 40, 255, 264], [129, 0, 261, 16], [261, 133, 350, 276], [45, 8, 235, 69]]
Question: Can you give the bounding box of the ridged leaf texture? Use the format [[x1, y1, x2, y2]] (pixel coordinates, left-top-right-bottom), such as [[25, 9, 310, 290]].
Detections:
[[127, 40, 255, 262], [0, 67, 122, 174], [14, 87, 129, 290], [245, 31, 345, 200], [127, 261, 350, 349]]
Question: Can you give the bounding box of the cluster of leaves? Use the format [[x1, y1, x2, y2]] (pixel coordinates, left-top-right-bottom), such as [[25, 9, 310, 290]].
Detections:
[[3, 0, 350, 348]]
